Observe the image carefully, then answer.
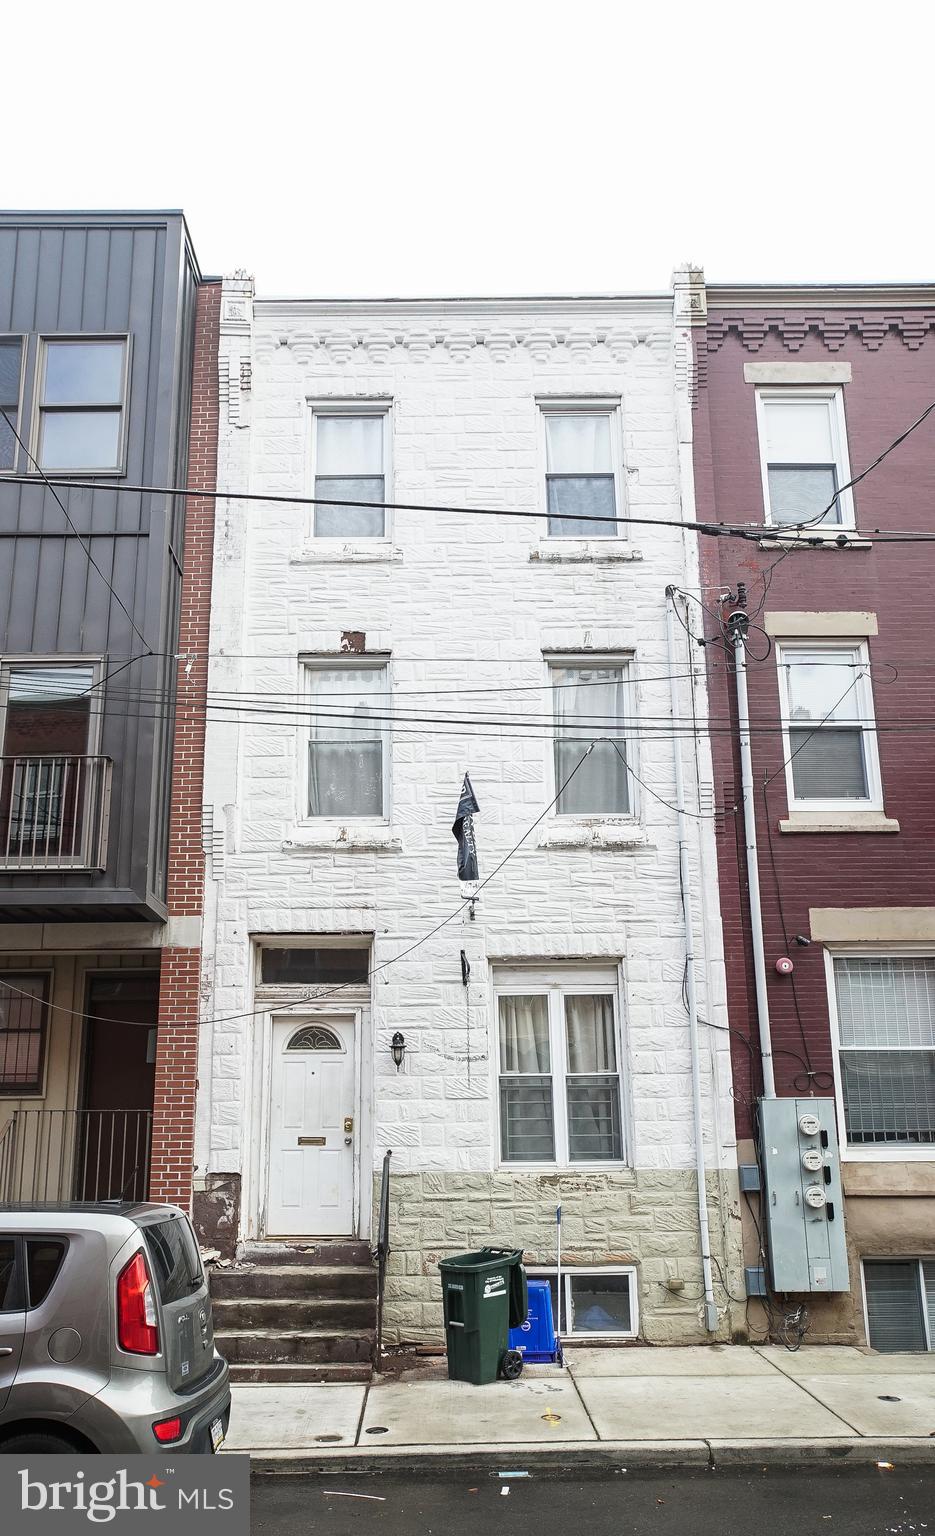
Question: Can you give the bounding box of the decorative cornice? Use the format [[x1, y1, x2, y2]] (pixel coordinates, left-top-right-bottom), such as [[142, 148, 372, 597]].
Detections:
[[707, 311, 935, 354], [254, 323, 674, 365], [707, 283, 935, 309], [256, 293, 669, 319]]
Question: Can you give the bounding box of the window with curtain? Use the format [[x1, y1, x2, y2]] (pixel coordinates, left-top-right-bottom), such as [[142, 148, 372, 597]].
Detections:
[[37, 338, 128, 472], [757, 390, 852, 527], [833, 956, 935, 1147], [313, 412, 387, 537], [543, 409, 619, 536], [305, 663, 388, 818], [0, 338, 23, 470], [550, 662, 631, 815], [0, 973, 50, 1094], [498, 982, 623, 1164], [863, 1259, 935, 1351], [778, 645, 880, 809]]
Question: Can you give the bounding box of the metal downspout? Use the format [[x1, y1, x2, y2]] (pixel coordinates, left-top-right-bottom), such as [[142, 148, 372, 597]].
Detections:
[[665, 587, 718, 1333]]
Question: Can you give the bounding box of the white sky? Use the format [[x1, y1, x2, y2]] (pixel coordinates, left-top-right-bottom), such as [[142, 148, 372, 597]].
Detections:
[[8, 0, 933, 297]]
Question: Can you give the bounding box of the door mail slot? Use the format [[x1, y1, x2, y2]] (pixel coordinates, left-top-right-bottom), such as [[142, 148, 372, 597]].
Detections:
[[297, 1136, 326, 1146]]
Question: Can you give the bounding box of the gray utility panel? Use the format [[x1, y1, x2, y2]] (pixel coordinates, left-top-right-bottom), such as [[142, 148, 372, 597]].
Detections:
[[758, 1097, 849, 1293]]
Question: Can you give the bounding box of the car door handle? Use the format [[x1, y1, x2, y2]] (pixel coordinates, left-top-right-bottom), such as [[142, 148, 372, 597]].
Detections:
[[0, 1347, 13, 1356]]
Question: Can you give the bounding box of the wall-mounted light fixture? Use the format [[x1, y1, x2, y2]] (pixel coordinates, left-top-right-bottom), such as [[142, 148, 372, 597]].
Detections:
[[390, 1032, 406, 1071]]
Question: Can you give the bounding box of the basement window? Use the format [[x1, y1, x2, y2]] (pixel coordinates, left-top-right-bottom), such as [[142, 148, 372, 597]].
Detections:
[[526, 1266, 638, 1338], [863, 1258, 935, 1351]]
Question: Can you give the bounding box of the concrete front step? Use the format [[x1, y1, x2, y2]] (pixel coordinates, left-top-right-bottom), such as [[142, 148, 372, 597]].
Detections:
[[239, 1241, 371, 1267], [213, 1296, 376, 1331], [227, 1361, 373, 1384], [215, 1327, 375, 1365], [210, 1264, 377, 1300]]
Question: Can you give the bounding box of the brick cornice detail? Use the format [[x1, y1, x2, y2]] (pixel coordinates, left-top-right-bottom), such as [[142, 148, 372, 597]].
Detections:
[[707, 311, 935, 354]]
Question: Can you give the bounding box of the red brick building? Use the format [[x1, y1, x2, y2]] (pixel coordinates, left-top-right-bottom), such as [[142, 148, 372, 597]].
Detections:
[[690, 277, 935, 1348]]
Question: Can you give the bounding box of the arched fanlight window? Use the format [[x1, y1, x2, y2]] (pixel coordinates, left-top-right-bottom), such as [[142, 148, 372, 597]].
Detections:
[[286, 1025, 343, 1052]]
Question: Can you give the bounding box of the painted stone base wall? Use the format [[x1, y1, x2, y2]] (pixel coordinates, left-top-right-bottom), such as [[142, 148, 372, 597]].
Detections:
[[377, 1169, 743, 1346]]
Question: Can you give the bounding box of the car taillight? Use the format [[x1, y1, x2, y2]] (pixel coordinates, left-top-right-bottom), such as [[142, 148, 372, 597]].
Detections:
[[117, 1251, 159, 1355], [153, 1416, 181, 1444]]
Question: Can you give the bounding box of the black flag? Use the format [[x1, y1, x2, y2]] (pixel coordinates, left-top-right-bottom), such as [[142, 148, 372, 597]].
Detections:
[[452, 773, 480, 881]]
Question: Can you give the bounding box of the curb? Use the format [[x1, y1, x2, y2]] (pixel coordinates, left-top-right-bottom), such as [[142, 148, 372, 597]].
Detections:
[[241, 1437, 935, 1476]]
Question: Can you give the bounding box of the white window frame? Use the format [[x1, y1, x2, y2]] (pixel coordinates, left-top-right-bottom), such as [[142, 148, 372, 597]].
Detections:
[[31, 335, 131, 476], [537, 398, 625, 539], [825, 946, 935, 1162], [776, 640, 883, 815], [526, 1264, 639, 1340], [755, 386, 854, 530], [492, 965, 628, 1170], [0, 335, 27, 476], [860, 1255, 935, 1352], [546, 654, 637, 821], [298, 656, 391, 826], [307, 399, 393, 542]]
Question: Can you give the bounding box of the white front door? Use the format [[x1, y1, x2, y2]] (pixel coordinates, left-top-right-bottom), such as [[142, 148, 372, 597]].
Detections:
[[266, 1016, 356, 1236]]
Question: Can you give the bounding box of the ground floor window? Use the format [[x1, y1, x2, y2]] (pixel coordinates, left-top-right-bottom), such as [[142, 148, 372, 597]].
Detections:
[[863, 1258, 935, 1351], [527, 1266, 638, 1338]]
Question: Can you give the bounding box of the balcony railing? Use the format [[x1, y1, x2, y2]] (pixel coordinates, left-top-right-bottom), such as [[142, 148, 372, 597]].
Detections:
[[0, 1108, 153, 1203], [0, 754, 112, 871]]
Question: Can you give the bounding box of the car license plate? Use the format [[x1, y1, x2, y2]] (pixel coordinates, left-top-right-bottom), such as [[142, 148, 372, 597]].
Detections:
[[210, 1416, 225, 1453]]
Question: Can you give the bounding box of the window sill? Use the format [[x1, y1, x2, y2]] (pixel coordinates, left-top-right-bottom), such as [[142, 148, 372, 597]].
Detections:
[[290, 543, 403, 565], [530, 540, 643, 565], [498, 1164, 635, 1178], [538, 821, 650, 851], [779, 812, 899, 834], [283, 827, 402, 853], [842, 1149, 935, 1165], [758, 532, 872, 551]]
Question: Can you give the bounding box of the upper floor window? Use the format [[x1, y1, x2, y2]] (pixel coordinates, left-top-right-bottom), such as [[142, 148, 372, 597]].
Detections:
[[311, 406, 389, 538], [550, 660, 632, 815], [777, 642, 881, 812], [756, 389, 853, 528], [0, 339, 24, 470], [36, 337, 128, 473], [304, 661, 389, 819], [496, 974, 624, 1165], [541, 404, 622, 537], [830, 955, 935, 1152]]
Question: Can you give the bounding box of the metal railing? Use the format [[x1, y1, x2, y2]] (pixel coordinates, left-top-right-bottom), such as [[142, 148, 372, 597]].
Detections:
[[0, 1109, 152, 1203], [0, 754, 112, 870], [373, 1148, 392, 1362]]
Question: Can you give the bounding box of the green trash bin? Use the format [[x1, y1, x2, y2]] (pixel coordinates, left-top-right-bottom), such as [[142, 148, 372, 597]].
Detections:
[[439, 1248, 528, 1384]]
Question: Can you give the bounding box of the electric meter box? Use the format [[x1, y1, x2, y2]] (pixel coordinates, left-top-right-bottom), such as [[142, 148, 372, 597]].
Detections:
[[758, 1097, 850, 1293]]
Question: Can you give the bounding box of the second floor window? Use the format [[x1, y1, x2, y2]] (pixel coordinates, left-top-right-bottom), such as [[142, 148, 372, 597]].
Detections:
[[756, 389, 853, 528], [312, 410, 388, 538], [305, 663, 388, 818], [777, 643, 881, 812], [542, 407, 620, 536], [0, 338, 23, 470], [551, 661, 631, 815], [36, 337, 128, 473]]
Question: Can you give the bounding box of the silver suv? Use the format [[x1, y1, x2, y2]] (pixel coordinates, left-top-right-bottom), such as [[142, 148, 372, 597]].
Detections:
[[0, 1203, 230, 1455]]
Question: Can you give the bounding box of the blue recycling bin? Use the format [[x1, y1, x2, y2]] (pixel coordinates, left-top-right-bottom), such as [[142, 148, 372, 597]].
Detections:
[[508, 1278, 563, 1364]]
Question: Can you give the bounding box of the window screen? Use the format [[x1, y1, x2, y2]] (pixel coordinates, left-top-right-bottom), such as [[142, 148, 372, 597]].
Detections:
[[835, 957, 935, 1146], [306, 665, 387, 817], [499, 995, 554, 1161], [261, 947, 370, 985], [314, 414, 386, 537], [780, 648, 875, 806], [761, 395, 843, 527], [544, 412, 617, 536]]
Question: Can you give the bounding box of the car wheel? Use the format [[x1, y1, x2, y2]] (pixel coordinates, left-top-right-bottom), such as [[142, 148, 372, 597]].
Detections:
[[0, 1431, 81, 1454]]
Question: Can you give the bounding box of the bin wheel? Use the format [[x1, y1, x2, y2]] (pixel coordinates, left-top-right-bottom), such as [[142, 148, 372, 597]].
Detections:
[[500, 1348, 524, 1380]]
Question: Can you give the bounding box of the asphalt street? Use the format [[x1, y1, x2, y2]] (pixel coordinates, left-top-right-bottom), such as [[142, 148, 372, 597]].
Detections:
[[251, 1465, 935, 1536]]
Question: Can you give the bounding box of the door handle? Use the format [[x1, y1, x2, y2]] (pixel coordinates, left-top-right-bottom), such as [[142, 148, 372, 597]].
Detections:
[[344, 1136, 353, 1146], [0, 1347, 13, 1357]]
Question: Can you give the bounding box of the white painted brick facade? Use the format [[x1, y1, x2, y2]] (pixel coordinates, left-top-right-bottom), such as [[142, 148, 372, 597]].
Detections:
[[196, 275, 743, 1340]]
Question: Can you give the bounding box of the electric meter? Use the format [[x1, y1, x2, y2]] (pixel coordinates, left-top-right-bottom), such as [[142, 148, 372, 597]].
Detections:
[[804, 1184, 826, 1209], [802, 1148, 823, 1172], [798, 1113, 821, 1137]]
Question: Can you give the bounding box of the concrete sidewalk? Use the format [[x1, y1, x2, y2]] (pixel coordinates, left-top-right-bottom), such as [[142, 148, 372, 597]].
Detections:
[[225, 1345, 935, 1471]]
